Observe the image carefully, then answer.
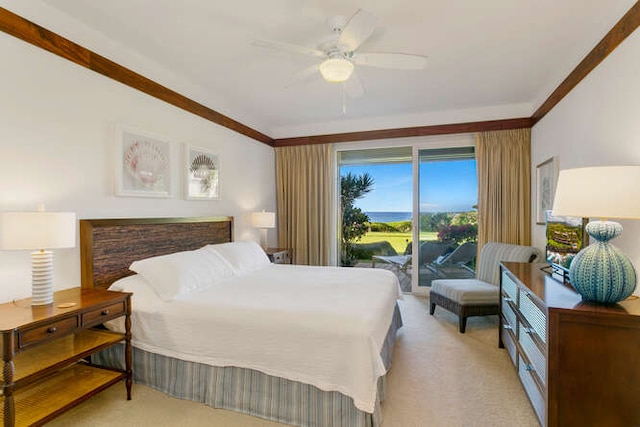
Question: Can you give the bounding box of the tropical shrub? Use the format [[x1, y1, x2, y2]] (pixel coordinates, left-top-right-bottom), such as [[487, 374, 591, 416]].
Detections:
[[437, 223, 478, 244], [340, 172, 374, 266]]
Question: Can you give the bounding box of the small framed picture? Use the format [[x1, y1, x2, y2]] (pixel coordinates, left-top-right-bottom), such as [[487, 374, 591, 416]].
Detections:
[[536, 156, 558, 224], [115, 124, 171, 198], [185, 145, 220, 200]]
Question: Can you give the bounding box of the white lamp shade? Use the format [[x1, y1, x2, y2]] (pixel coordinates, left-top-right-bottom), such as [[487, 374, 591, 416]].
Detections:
[[251, 211, 276, 229], [0, 212, 76, 250], [319, 58, 354, 83], [552, 166, 640, 220]]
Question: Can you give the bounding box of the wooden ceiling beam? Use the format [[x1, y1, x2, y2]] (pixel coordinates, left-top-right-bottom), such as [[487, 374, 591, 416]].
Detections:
[[531, 1, 640, 124], [0, 7, 274, 146]]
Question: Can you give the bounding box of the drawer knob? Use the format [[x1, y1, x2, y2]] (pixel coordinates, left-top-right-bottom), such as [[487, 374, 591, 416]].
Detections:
[[101, 309, 110, 316], [503, 297, 513, 303], [524, 363, 535, 372], [503, 324, 512, 330], [47, 327, 58, 334]]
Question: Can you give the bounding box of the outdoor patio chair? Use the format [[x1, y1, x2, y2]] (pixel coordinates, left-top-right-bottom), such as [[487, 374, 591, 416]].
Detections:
[[428, 241, 478, 280], [416, 241, 455, 285], [373, 241, 452, 279], [371, 241, 412, 277], [429, 242, 539, 333]]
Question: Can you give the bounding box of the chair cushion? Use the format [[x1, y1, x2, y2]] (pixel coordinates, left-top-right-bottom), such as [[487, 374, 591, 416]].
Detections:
[[431, 279, 499, 305]]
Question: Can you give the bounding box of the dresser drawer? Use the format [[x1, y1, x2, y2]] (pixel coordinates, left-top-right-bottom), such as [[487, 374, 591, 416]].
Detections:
[[501, 319, 518, 366], [81, 301, 126, 326], [519, 291, 546, 344], [19, 315, 79, 349], [501, 270, 518, 302], [519, 353, 545, 425], [519, 323, 546, 386], [502, 297, 518, 329]]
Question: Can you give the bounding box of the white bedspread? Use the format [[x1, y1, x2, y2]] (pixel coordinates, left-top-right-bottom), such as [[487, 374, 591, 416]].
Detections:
[[109, 264, 402, 413]]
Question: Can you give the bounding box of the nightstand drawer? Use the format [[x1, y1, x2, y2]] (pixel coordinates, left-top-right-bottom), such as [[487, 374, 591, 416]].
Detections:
[[82, 301, 126, 326], [19, 316, 79, 349]]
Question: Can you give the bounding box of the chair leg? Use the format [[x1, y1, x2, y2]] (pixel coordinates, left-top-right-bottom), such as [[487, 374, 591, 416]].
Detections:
[[459, 316, 467, 333], [430, 303, 436, 315]]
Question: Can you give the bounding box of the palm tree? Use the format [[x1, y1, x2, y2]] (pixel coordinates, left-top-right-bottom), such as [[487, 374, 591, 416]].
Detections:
[[340, 172, 374, 266]]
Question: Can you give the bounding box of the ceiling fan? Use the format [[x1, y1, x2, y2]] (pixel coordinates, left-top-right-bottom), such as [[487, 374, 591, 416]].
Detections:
[[252, 9, 427, 97]]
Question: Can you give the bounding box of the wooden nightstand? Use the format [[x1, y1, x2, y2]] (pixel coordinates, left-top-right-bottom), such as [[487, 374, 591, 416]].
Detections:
[[0, 288, 131, 426], [265, 247, 292, 264]]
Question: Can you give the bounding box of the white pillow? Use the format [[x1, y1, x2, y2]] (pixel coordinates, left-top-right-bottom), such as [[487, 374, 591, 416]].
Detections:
[[129, 246, 236, 302], [206, 240, 270, 276]]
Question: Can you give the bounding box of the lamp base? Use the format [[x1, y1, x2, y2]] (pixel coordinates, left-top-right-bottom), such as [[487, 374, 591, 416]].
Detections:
[[259, 228, 268, 250], [569, 221, 637, 303], [31, 250, 54, 306]]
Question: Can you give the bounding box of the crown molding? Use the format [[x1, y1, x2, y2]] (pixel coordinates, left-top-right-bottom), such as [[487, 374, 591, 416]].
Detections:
[[273, 118, 534, 147]]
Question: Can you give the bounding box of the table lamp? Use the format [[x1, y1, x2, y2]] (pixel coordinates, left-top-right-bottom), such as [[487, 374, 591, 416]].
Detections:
[[251, 210, 275, 249], [551, 166, 640, 303], [0, 206, 76, 305]]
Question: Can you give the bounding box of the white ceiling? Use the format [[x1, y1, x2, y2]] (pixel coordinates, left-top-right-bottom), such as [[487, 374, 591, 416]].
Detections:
[[2, 0, 636, 139]]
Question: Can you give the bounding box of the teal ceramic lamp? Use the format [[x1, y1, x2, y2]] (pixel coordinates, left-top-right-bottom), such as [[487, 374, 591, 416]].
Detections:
[[551, 166, 640, 303]]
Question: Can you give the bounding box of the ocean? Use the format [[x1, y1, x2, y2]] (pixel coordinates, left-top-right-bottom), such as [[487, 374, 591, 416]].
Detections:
[[365, 211, 412, 223]]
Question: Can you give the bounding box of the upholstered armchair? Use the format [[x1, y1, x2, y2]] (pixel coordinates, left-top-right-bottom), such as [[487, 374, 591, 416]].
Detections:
[[429, 242, 540, 333]]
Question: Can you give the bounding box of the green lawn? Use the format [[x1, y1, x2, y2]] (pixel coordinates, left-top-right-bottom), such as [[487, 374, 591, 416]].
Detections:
[[359, 231, 439, 254]]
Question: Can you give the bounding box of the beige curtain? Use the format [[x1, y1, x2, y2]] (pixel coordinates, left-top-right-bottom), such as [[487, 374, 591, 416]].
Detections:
[[475, 128, 531, 255], [275, 144, 332, 266]]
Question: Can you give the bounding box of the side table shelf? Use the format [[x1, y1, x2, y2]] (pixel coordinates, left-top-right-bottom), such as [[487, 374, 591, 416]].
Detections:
[[1, 288, 131, 427]]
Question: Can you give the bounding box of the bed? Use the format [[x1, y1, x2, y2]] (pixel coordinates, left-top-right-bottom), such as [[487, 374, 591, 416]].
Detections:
[[79, 217, 403, 427]]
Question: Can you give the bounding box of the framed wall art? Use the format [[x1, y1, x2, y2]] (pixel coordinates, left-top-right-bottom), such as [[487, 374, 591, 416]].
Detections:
[[115, 124, 172, 198], [185, 145, 220, 200], [536, 156, 558, 224]]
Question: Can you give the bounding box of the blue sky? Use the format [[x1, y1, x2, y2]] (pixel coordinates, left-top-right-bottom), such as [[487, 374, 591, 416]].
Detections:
[[341, 159, 477, 213]]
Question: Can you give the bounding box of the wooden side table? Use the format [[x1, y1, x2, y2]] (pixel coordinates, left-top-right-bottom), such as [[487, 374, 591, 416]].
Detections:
[[265, 247, 292, 264], [0, 288, 131, 426]]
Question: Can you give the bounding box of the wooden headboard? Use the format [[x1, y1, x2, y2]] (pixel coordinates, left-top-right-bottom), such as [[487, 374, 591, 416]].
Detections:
[[80, 217, 233, 289]]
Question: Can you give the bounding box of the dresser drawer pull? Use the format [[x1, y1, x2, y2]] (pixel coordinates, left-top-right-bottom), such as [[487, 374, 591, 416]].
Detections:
[[503, 324, 512, 330], [101, 309, 110, 316], [524, 363, 535, 372], [47, 327, 58, 334], [503, 297, 513, 303]]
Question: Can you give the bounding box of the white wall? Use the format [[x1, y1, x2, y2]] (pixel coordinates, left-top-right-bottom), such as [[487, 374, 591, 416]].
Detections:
[[0, 33, 276, 302], [531, 28, 640, 293]]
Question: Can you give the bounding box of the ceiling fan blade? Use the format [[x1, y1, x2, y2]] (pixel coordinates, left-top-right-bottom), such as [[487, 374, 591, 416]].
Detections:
[[338, 9, 379, 52], [354, 52, 427, 70], [344, 73, 365, 98], [251, 39, 324, 57], [285, 65, 320, 88]]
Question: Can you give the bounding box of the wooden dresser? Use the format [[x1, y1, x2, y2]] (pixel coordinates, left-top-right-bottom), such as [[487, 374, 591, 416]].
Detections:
[[0, 288, 131, 426], [499, 262, 640, 427]]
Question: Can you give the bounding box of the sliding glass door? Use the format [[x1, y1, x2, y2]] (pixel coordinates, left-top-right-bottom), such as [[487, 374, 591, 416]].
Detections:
[[413, 147, 478, 294], [335, 139, 477, 295]]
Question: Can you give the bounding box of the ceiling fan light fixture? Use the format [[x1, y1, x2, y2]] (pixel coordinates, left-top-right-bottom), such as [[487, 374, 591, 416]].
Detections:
[[319, 58, 354, 82]]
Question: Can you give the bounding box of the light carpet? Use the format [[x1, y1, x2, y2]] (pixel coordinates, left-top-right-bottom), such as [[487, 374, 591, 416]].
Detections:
[[49, 295, 539, 426]]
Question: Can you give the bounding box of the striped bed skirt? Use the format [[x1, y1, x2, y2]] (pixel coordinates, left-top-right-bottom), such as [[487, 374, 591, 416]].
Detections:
[[94, 304, 402, 427]]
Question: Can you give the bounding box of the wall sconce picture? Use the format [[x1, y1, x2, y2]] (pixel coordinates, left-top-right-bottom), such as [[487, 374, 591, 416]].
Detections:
[[185, 145, 220, 200]]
